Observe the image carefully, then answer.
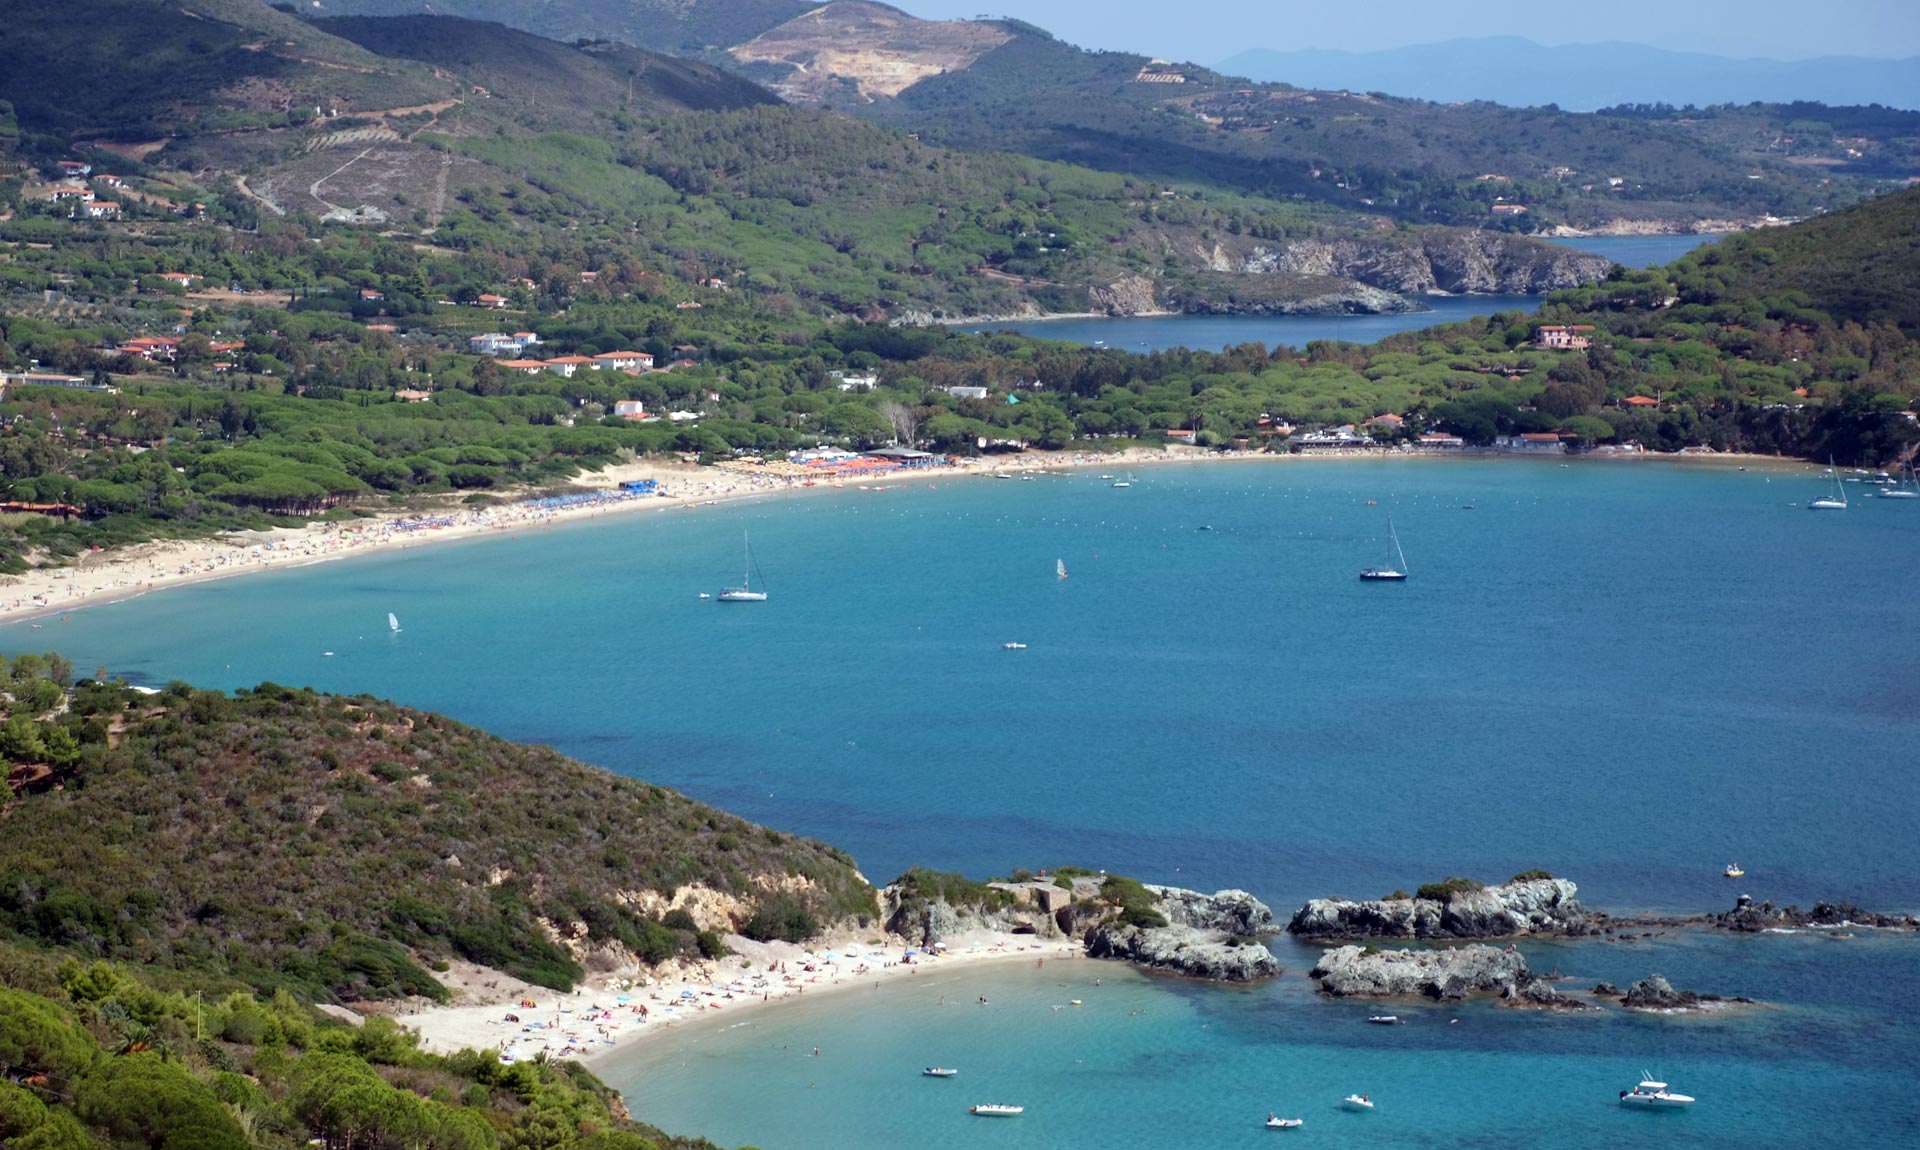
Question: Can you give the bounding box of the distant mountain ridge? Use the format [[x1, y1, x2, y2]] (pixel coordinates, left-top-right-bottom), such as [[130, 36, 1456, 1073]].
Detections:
[[1217, 38, 1920, 112]]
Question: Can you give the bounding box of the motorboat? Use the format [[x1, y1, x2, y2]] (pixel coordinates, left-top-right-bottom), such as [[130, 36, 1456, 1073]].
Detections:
[[922, 1067, 958, 1078], [1265, 1115, 1303, 1129], [1002, 642, 1027, 650], [1723, 863, 1745, 878], [1341, 1094, 1374, 1111], [1367, 1015, 1401, 1025], [969, 1104, 1024, 1116], [1619, 1075, 1694, 1108], [1112, 473, 1132, 488]]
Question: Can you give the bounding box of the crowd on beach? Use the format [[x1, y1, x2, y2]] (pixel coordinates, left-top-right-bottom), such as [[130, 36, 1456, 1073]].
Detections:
[[400, 933, 1085, 1066]]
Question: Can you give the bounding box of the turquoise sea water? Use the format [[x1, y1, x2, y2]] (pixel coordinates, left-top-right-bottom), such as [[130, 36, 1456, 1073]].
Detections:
[[1558, 232, 1725, 267], [18, 459, 1920, 1147]]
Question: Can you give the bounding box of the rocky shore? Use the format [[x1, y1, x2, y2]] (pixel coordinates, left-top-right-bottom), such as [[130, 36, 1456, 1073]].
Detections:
[[1288, 877, 1594, 940], [882, 872, 1281, 982], [1712, 894, 1920, 933]]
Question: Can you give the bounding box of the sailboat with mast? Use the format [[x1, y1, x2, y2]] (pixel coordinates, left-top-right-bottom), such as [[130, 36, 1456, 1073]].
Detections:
[[388, 612, 401, 634], [1359, 515, 1409, 581], [1056, 557, 1068, 580], [1808, 458, 1848, 510], [717, 533, 768, 602], [1879, 458, 1918, 499]]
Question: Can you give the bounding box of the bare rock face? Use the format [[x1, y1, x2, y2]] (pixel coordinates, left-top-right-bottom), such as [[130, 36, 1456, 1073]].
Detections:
[[1232, 232, 1611, 295], [1310, 943, 1528, 999], [1148, 886, 1275, 935], [1085, 922, 1280, 981], [1289, 879, 1588, 940], [1089, 274, 1160, 315]]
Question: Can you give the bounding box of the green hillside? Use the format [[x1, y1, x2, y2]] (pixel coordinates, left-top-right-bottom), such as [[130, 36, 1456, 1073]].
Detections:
[[1656, 188, 1920, 331], [0, 663, 875, 1001], [0, 0, 450, 139], [315, 15, 781, 124], [317, 0, 809, 51], [835, 22, 1917, 230]]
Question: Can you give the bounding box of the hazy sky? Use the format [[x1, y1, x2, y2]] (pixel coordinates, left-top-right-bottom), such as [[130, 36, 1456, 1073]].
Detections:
[[896, 1, 1920, 62]]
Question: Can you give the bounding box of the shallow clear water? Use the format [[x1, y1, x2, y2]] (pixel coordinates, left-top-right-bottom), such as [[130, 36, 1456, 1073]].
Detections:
[[19, 458, 1920, 1147]]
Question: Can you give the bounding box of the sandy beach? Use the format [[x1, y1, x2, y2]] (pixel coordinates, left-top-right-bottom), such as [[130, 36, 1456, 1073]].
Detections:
[[0, 444, 1809, 627], [385, 929, 1087, 1069]]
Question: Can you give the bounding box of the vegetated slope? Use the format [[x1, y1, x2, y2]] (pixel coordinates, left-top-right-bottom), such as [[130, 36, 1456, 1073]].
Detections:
[[316, 15, 781, 123], [0, 0, 449, 139], [316, 0, 809, 51], [750, 13, 1902, 230], [0, 669, 877, 1001], [1657, 185, 1920, 331]]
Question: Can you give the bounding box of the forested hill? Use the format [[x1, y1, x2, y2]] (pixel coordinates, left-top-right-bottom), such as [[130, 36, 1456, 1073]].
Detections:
[[0, 659, 877, 1002], [1651, 187, 1920, 331]]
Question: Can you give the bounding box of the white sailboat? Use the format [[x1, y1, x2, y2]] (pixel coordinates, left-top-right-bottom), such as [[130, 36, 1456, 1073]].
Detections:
[[388, 612, 401, 634], [717, 533, 768, 602], [1056, 557, 1068, 580], [1359, 514, 1409, 581], [1879, 459, 1918, 499], [1112, 473, 1132, 488], [1809, 458, 1848, 510]]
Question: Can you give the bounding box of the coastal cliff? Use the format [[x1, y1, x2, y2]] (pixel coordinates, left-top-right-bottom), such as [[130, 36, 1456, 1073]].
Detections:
[[881, 870, 1281, 981], [1201, 231, 1612, 296], [1289, 877, 1591, 940]]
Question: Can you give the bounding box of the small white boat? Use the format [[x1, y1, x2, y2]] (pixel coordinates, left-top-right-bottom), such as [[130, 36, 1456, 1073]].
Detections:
[[1724, 863, 1745, 878], [1002, 642, 1027, 650], [1619, 1074, 1694, 1108], [388, 612, 401, 634], [1341, 1094, 1374, 1111], [697, 593, 711, 599], [1265, 1115, 1303, 1129], [922, 1067, 958, 1078], [1367, 1015, 1400, 1025], [1056, 557, 1068, 580], [1112, 472, 1133, 488], [1098, 474, 1115, 480], [969, 1103, 1024, 1116]]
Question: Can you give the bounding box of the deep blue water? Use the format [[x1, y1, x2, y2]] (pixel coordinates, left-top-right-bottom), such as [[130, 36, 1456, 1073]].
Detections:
[[962, 235, 1720, 352], [1556, 232, 1725, 268], [16, 458, 1919, 1147], [961, 295, 1539, 352]]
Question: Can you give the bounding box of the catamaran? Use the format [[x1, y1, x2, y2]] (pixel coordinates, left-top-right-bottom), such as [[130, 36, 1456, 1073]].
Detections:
[[717, 533, 768, 602], [1359, 514, 1409, 581], [1809, 459, 1848, 510], [388, 612, 401, 634]]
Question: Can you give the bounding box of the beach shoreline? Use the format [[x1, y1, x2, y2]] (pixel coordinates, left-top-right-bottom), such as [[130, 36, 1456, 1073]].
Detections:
[[0, 446, 1818, 627], [388, 929, 1086, 1070]]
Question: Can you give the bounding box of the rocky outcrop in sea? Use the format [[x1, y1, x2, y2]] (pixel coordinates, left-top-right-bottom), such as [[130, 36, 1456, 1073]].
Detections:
[[1310, 943, 1529, 1000], [1712, 894, 1919, 933], [880, 873, 1281, 982], [1614, 974, 1756, 1012], [1288, 878, 1591, 940]]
